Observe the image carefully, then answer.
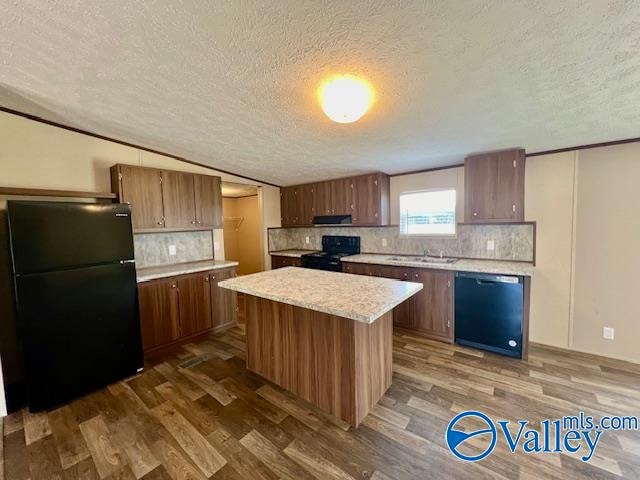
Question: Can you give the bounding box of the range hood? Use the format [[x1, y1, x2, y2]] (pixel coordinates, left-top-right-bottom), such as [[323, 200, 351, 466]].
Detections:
[[312, 215, 352, 225]]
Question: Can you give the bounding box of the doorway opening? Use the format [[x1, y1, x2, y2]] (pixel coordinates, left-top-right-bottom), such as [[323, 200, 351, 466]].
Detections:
[[221, 182, 263, 276]]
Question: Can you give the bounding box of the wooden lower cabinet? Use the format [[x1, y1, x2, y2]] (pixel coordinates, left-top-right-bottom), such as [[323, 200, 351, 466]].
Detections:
[[138, 266, 237, 354], [403, 269, 454, 342], [342, 262, 454, 342], [177, 273, 212, 336], [271, 255, 302, 269], [137, 278, 180, 351]]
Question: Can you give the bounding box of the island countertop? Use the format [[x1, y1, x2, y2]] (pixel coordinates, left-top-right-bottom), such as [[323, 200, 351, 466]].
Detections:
[[218, 266, 422, 323]]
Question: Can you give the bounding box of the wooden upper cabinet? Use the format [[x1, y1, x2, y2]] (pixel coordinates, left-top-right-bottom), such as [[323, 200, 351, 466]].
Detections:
[[177, 273, 213, 337], [280, 186, 300, 226], [314, 181, 333, 217], [464, 149, 525, 223], [331, 178, 354, 216], [194, 174, 222, 228], [161, 170, 197, 228], [279, 172, 390, 226], [111, 164, 223, 231], [138, 278, 180, 351], [210, 267, 237, 329], [112, 165, 164, 229], [353, 173, 384, 225], [300, 183, 316, 224]]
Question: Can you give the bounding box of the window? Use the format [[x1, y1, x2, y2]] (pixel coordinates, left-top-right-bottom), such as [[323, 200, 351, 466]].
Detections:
[[399, 189, 456, 235]]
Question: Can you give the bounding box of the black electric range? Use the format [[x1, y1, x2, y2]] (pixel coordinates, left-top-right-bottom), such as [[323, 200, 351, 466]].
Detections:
[[301, 235, 360, 271]]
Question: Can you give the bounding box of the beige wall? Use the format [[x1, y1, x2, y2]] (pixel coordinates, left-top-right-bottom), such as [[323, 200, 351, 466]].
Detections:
[[259, 185, 282, 269], [222, 196, 263, 275], [571, 144, 640, 362], [524, 152, 576, 348], [390, 167, 465, 224], [525, 144, 640, 363]]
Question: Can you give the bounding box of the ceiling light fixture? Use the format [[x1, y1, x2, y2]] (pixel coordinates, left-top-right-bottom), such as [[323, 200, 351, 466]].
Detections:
[[318, 74, 374, 123]]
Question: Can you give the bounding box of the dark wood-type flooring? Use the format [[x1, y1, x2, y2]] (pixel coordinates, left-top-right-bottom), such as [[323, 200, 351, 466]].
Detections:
[[2, 325, 640, 479]]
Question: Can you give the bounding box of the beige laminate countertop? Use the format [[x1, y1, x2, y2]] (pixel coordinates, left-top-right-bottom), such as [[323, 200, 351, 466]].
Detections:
[[218, 266, 422, 323], [136, 259, 239, 283], [270, 249, 319, 258], [342, 254, 534, 276]]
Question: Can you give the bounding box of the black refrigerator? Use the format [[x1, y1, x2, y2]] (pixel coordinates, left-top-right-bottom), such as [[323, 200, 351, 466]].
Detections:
[[7, 201, 143, 411]]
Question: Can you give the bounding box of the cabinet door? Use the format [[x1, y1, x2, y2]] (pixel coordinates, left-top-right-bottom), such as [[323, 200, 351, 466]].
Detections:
[[331, 178, 354, 216], [162, 171, 197, 228], [210, 268, 238, 329], [280, 186, 301, 226], [271, 256, 301, 269], [409, 269, 454, 341], [386, 267, 414, 328], [194, 175, 222, 227], [119, 165, 164, 229], [314, 181, 333, 216], [465, 149, 525, 222], [353, 174, 381, 225], [138, 279, 180, 350], [177, 273, 212, 336], [300, 184, 316, 225]]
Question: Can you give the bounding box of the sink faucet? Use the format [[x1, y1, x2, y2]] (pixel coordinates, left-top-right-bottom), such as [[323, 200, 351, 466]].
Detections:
[[423, 248, 444, 258]]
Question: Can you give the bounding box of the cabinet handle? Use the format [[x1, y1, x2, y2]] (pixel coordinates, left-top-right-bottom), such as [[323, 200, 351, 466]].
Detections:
[[414, 273, 419, 278], [157, 220, 163, 225], [447, 280, 451, 288], [171, 284, 177, 288], [191, 221, 196, 225], [197, 221, 202, 225], [211, 275, 215, 280], [473, 212, 478, 216], [205, 276, 209, 282]]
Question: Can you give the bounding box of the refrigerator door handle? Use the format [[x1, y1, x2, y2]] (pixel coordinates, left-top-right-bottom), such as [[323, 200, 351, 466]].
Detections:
[[119, 259, 136, 264]]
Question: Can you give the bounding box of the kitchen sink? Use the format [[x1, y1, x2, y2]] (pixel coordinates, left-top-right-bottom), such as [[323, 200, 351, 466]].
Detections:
[[386, 256, 458, 264], [419, 257, 458, 264]]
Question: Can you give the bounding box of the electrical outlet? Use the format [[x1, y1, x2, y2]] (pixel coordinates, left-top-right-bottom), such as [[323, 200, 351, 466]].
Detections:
[[603, 327, 615, 340], [382, 238, 388, 247], [213, 241, 220, 251], [486, 240, 495, 251], [168, 245, 177, 256], [305, 236, 310, 244]]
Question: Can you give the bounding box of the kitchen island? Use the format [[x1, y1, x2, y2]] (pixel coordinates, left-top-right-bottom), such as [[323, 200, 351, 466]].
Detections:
[[219, 267, 422, 426]]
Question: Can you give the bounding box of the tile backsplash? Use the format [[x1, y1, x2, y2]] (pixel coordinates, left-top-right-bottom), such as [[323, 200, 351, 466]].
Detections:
[[134, 230, 214, 268], [268, 224, 535, 263]]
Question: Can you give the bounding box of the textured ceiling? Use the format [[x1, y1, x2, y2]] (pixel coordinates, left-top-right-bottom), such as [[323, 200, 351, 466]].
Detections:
[[1, 1, 639, 186]]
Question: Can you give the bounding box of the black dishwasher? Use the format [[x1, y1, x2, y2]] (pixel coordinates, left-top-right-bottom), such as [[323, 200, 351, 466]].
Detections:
[[455, 272, 524, 358]]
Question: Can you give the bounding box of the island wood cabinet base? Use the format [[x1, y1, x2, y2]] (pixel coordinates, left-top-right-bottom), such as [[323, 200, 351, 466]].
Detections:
[[244, 294, 392, 427]]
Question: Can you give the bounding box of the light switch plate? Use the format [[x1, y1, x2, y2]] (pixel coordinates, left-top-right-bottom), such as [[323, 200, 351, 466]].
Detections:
[[486, 240, 495, 251], [305, 236, 310, 244], [168, 245, 177, 256], [382, 238, 388, 247], [603, 327, 615, 340], [213, 241, 220, 251]]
